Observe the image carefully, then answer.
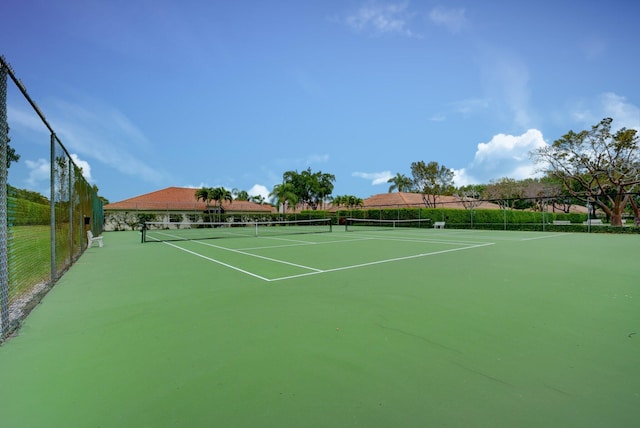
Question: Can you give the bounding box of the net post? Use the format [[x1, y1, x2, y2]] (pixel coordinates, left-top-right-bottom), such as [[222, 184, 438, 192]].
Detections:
[[141, 222, 147, 243]]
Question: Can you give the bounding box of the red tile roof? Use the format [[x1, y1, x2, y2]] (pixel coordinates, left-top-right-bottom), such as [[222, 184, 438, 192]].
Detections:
[[105, 189, 507, 214], [104, 187, 275, 213], [362, 192, 502, 209]]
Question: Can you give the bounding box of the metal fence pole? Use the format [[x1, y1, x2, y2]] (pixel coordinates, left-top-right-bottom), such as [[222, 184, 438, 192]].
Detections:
[[50, 133, 56, 282], [69, 162, 74, 258], [0, 63, 9, 336]]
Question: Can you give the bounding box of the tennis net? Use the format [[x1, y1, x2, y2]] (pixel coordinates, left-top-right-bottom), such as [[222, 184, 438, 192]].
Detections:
[[142, 218, 333, 242], [345, 218, 432, 232]]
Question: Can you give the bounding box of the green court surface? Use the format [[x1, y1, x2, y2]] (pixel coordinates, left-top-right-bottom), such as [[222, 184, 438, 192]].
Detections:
[[1, 228, 639, 427]]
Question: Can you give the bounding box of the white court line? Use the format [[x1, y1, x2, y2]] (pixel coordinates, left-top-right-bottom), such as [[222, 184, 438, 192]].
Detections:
[[259, 235, 318, 245], [428, 230, 562, 242], [147, 229, 251, 240], [237, 237, 376, 251], [520, 234, 566, 241], [268, 242, 495, 282], [158, 233, 495, 283], [162, 241, 270, 281], [353, 233, 489, 246], [192, 239, 323, 272]]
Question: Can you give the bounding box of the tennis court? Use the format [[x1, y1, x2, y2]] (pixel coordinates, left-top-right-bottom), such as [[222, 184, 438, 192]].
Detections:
[[0, 227, 638, 427]]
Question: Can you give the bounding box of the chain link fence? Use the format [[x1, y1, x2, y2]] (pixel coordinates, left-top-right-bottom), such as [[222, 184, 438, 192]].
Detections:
[[1, 56, 103, 342]]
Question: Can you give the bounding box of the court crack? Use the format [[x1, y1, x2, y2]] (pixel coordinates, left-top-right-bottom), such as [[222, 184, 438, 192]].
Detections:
[[375, 323, 463, 355], [450, 361, 514, 388]]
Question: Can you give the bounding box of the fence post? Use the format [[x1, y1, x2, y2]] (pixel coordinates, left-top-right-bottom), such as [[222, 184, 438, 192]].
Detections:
[[50, 134, 56, 282], [0, 63, 9, 336]]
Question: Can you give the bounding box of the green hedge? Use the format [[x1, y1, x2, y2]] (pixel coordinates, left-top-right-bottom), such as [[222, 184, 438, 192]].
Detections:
[[332, 207, 639, 234], [8, 197, 50, 226]]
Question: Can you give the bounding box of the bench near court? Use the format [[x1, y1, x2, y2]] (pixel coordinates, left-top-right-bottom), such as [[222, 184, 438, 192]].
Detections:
[[87, 231, 104, 248]]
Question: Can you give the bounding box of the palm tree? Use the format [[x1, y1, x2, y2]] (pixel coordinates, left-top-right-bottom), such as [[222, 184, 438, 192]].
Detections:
[[234, 190, 250, 201], [332, 195, 363, 210], [332, 195, 345, 208], [210, 187, 232, 220], [195, 187, 215, 222], [270, 182, 298, 213], [387, 173, 413, 193], [346, 195, 364, 209], [195, 187, 213, 206], [250, 195, 265, 204]]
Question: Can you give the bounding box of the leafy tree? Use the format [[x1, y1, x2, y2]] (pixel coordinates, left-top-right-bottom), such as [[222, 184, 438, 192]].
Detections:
[[333, 195, 364, 209], [8, 185, 48, 204], [483, 177, 522, 209], [282, 168, 335, 210], [7, 145, 19, 169], [232, 188, 250, 201], [387, 173, 413, 193], [531, 117, 640, 226], [316, 171, 336, 209], [454, 184, 485, 210], [270, 182, 298, 213], [410, 161, 454, 207], [541, 175, 574, 213], [54, 155, 70, 203], [5, 125, 20, 169]]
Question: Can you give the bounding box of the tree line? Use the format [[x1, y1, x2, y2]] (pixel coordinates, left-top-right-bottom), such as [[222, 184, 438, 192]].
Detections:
[[200, 117, 639, 225], [384, 118, 640, 226]]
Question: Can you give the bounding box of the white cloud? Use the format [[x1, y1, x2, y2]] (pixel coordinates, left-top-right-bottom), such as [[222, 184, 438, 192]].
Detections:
[[455, 129, 547, 185], [429, 6, 467, 33], [345, 2, 419, 38], [601, 93, 640, 131], [70, 153, 93, 182], [452, 168, 476, 187], [352, 170, 393, 185], [8, 97, 167, 195], [248, 184, 270, 200], [17, 99, 167, 185], [25, 158, 50, 188], [570, 92, 640, 132], [23, 153, 93, 191]]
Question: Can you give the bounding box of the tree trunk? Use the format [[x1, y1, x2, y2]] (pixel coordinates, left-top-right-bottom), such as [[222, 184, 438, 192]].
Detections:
[[611, 193, 631, 226], [610, 212, 623, 227], [630, 197, 640, 226]]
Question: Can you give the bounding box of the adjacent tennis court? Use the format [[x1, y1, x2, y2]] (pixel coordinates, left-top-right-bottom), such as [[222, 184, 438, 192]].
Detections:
[[0, 227, 638, 427]]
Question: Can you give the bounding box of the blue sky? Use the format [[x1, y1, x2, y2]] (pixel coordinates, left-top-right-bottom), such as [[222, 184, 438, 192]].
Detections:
[[3, 0, 640, 203]]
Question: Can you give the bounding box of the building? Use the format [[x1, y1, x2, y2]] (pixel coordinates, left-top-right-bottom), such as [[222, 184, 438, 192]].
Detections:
[[103, 187, 276, 231], [361, 192, 501, 209]]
